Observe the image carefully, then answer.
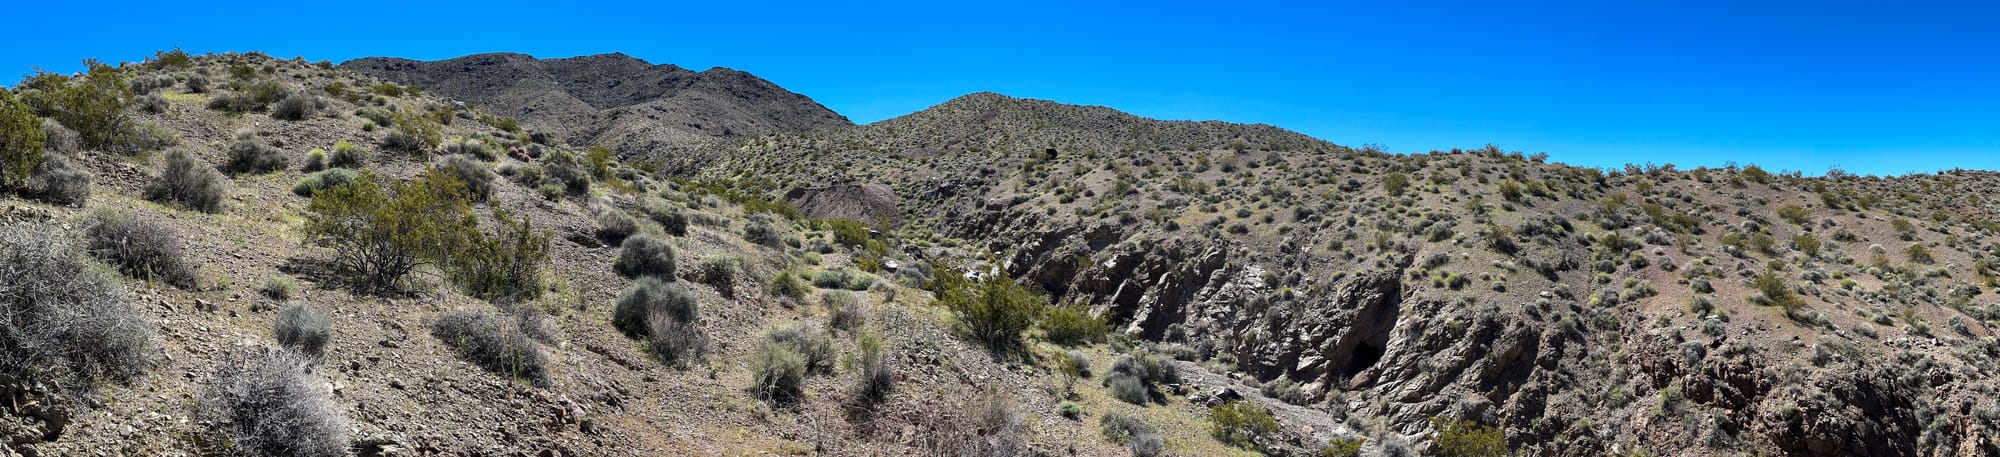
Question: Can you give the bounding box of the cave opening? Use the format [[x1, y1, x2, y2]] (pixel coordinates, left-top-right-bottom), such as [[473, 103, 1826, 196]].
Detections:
[[1343, 341, 1385, 377]]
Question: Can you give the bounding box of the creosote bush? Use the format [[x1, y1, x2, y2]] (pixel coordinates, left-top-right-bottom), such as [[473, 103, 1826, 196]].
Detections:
[[613, 234, 676, 279], [274, 303, 331, 360], [327, 140, 366, 168], [146, 148, 228, 213], [768, 269, 810, 304], [0, 224, 156, 390], [292, 168, 357, 197], [432, 310, 549, 385], [83, 209, 199, 289], [434, 154, 496, 201], [1041, 304, 1109, 346], [0, 87, 46, 190], [451, 209, 551, 303], [932, 266, 1045, 353], [195, 348, 346, 457], [1430, 416, 1508, 457], [698, 253, 743, 290], [1210, 400, 1280, 450]]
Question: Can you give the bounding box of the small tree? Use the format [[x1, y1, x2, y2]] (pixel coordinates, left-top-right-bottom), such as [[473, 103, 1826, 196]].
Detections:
[[0, 88, 46, 189], [50, 61, 132, 150], [448, 209, 551, 303], [303, 170, 475, 293], [932, 265, 1044, 353]]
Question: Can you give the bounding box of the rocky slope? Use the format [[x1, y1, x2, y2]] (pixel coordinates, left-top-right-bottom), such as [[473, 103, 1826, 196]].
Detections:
[[710, 92, 2000, 456], [341, 52, 850, 164]]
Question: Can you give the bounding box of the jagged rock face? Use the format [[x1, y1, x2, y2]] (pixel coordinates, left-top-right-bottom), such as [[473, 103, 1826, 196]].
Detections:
[[341, 53, 850, 161], [784, 184, 900, 227]]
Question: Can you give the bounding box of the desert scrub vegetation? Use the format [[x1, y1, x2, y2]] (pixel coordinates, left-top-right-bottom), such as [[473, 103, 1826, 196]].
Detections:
[[1104, 350, 1180, 405], [613, 234, 676, 279], [930, 265, 1045, 353], [591, 203, 639, 243], [273, 303, 331, 360], [432, 310, 549, 385], [0, 88, 45, 191], [384, 109, 442, 153], [271, 92, 324, 121], [748, 334, 807, 404], [0, 224, 155, 390], [1099, 413, 1164, 457], [434, 154, 497, 201], [304, 170, 547, 296], [32, 61, 134, 151], [83, 209, 199, 289], [1429, 416, 1508, 457], [614, 277, 707, 367], [1040, 303, 1109, 346], [767, 269, 810, 303], [225, 131, 288, 174], [328, 139, 367, 168], [852, 333, 894, 406], [194, 348, 346, 457], [146, 148, 229, 213], [642, 201, 690, 236], [1209, 400, 1280, 451], [292, 168, 358, 197], [823, 290, 866, 331]]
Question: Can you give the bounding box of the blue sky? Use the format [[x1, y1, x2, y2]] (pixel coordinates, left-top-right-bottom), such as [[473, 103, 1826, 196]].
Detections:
[[6, 0, 1996, 176]]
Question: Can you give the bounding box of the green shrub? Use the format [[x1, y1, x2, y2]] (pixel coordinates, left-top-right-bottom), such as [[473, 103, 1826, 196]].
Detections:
[[813, 268, 854, 289], [645, 308, 707, 367], [592, 204, 639, 244], [1322, 438, 1364, 457], [292, 168, 358, 197], [697, 253, 743, 290], [434, 154, 496, 201], [767, 322, 834, 374], [432, 310, 548, 385], [440, 137, 496, 161], [854, 333, 893, 405], [1041, 304, 1109, 346], [0, 224, 156, 388], [271, 93, 321, 121], [822, 218, 874, 249], [327, 140, 366, 168], [1906, 244, 1934, 264], [1381, 172, 1410, 196], [613, 277, 697, 337], [643, 202, 689, 236], [824, 290, 865, 331], [1776, 204, 1811, 225], [195, 349, 346, 457], [302, 148, 326, 172], [449, 209, 551, 303], [302, 170, 475, 293], [1751, 268, 1801, 311], [748, 337, 806, 404], [1430, 416, 1507, 457], [933, 266, 1045, 353], [274, 303, 331, 360], [83, 209, 198, 289], [613, 234, 676, 279], [541, 150, 590, 195], [384, 110, 441, 153], [768, 269, 810, 303], [1262, 377, 1306, 405], [1104, 351, 1179, 405], [0, 89, 47, 189], [744, 213, 786, 247], [1210, 401, 1279, 450], [224, 131, 287, 174], [49, 61, 133, 150], [1100, 413, 1163, 457], [259, 276, 297, 300]]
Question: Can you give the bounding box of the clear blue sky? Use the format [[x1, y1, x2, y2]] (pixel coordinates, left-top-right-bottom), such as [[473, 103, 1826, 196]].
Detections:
[[6, 0, 1997, 176]]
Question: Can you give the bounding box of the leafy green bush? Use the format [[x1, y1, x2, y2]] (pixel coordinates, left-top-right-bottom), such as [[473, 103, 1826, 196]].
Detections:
[[932, 266, 1045, 353], [613, 277, 698, 337], [293, 169, 359, 197], [1776, 204, 1812, 225], [698, 253, 743, 290], [1750, 268, 1801, 311], [613, 234, 676, 279], [224, 131, 287, 174], [1041, 304, 1109, 346], [271, 93, 322, 121], [1210, 400, 1279, 450], [449, 209, 550, 303], [302, 170, 474, 293], [434, 154, 497, 201], [768, 269, 810, 303], [744, 213, 786, 247], [274, 303, 331, 360], [83, 209, 198, 289], [1430, 416, 1507, 457], [195, 349, 346, 457], [384, 110, 441, 153], [822, 218, 874, 249], [0, 224, 156, 388], [592, 204, 639, 244], [1381, 172, 1410, 196], [327, 139, 366, 168], [0, 88, 47, 189], [432, 310, 548, 385], [440, 137, 496, 161], [48, 61, 133, 150]]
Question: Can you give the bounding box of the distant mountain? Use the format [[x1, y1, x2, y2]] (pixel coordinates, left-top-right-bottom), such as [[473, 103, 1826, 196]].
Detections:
[[341, 52, 850, 156]]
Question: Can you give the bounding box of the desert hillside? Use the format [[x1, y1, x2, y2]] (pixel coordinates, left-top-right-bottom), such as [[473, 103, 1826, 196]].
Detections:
[[2, 50, 1998, 457]]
